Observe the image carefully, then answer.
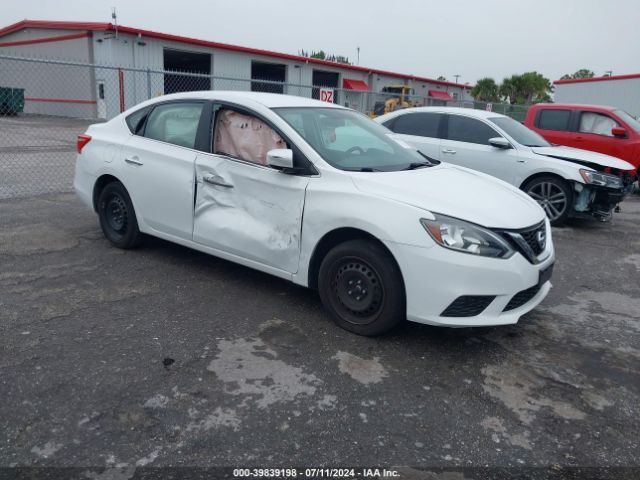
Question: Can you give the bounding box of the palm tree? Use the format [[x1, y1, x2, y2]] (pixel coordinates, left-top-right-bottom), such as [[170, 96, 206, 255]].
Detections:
[[471, 77, 499, 102]]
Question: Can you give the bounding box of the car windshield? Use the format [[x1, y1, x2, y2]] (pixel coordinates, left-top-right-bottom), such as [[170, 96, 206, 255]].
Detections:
[[489, 116, 551, 147], [274, 107, 428, 172], [614, 109, 640, 132]]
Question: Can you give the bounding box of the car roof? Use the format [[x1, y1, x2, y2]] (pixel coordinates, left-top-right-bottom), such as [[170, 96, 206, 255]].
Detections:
[[142, 91, 347, 109], [529, 103, 617, 112], [383, 106, 505, 120]]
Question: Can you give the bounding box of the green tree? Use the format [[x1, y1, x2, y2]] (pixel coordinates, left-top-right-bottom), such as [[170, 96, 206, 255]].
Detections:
[[560, 68, 595, 80], [471, 77, 499, 102], [499, 72, 553, 104], [437, 75, 447, 81]]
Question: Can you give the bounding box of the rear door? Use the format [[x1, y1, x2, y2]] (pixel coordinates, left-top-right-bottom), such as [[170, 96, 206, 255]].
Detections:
[[439, 114, 523, 184], [120, 101, 206, 239], [382, 112, 443, 160], [193, 104, 309, 274]]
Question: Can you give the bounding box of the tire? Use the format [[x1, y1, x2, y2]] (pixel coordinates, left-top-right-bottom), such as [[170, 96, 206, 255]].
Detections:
[[318, 239, 405, 336], [97, 181, 142, 249], [522, 176, 573, 226]]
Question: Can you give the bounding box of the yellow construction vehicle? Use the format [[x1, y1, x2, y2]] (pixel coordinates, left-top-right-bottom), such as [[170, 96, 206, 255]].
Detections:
[[368, 85, 418, 118]]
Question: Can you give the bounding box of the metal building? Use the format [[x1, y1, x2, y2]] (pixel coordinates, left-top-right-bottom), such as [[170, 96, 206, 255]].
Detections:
[[554, 74, 640, 117], [0, 19, 473, 119]]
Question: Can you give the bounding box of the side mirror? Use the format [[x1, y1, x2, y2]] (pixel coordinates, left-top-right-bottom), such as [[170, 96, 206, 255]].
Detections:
[[266, 148, 294, 170], [489, 137, 512, 149], [612, 126, 627, 138]]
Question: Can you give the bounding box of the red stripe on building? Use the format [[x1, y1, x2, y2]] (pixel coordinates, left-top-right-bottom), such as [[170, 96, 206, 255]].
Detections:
[[0, 19, 474, 90], [0, 31, 90, 48], [25, 97, 96, 105], [554, 73, 640, 85]]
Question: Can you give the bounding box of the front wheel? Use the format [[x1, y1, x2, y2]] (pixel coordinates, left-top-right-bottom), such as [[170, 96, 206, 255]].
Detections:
[[97, 181, 142, 249], [523, 176, 573, 226], [318, 239, 405, 336]]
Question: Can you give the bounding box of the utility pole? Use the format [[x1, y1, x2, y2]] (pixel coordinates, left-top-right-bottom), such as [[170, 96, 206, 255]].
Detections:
[[111, 7, 118, 38], [454, 74, 461, 83]]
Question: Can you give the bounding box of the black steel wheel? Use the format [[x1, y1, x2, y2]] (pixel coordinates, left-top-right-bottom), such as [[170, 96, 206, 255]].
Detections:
[[523, 176, 573, 226], [318, 239, 405, 336], [97, 181, 142, 249]]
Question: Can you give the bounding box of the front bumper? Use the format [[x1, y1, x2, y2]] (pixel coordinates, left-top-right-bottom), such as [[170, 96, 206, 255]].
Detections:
[[385, 223, 555, 327], [572, 182, 628, 219]]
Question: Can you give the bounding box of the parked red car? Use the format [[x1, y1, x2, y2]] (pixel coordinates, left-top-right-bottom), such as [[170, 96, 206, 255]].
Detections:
[[524, 104, 640, 183]]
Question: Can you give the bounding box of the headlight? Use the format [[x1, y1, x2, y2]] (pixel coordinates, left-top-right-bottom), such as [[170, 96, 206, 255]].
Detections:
[[421, 214, 515, 258], [579, 169, 622, 188]]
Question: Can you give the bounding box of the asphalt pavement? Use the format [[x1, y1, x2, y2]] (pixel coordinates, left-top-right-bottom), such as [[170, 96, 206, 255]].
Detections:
[[1, 193, 639, 479]]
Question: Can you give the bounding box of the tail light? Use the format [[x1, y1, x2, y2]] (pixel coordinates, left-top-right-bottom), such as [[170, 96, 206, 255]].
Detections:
[[76, 134, 92, 154]]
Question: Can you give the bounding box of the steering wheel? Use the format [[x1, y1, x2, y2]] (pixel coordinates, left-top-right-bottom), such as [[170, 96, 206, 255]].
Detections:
[[346, 146, 365, 155]]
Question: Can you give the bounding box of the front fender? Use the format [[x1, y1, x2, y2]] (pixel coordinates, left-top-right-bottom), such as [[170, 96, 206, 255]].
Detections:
[[293, 185, 436, 287]]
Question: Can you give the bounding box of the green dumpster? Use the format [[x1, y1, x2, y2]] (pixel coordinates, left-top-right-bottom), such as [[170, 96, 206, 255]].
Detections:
[[0, 87, 25, 115]]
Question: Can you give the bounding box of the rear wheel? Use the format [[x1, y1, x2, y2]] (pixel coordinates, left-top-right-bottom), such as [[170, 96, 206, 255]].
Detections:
[[97, 182, 142, 249], [318, 239, 405, 336], [523, 176, 573, 226]]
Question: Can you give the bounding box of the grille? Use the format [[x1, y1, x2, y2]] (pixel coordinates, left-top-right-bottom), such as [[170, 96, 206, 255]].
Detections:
[[503, 284, 541, 312], [441, 295, 495, 317], [519, 222, 546, 256]]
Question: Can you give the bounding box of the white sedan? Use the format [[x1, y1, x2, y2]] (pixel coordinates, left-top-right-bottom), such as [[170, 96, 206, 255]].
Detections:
[[74, 92, 554, 336], [376, 107, 635, 225]]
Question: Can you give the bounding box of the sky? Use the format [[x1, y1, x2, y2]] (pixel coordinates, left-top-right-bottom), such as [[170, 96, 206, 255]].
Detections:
[[1, 0, 639, 84]]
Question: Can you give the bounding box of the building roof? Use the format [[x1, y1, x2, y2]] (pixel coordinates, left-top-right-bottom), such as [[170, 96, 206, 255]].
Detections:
[[0, 19, 472, 90], [554, 73, 640, 85]]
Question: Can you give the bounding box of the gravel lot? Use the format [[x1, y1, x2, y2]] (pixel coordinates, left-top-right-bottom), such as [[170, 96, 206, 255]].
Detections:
[[1, 192, 639, 478], [0, 115, 95, 199]]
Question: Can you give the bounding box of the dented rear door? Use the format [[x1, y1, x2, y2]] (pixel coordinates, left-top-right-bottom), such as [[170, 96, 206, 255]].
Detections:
[[193, 152, 309, 274]]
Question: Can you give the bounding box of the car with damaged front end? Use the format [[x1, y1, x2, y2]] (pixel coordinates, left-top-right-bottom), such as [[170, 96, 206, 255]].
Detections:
[[74, 92, 554, 336], [377, 107, 636, 225]]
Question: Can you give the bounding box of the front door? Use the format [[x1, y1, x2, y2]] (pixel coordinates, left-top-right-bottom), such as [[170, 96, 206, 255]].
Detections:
[[440, 114, 524, 184], [193, 106, 309, 273]]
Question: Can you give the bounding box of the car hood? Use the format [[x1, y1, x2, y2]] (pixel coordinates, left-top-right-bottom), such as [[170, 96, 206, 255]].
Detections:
[[350, 164, 544, 229], [531, 146, 635, 171]]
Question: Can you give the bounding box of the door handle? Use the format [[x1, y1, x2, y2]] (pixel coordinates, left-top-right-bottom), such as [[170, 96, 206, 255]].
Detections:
[[125, 156, 143, 166], [202, 173, 234, 188], [441, 149, 457, 154]]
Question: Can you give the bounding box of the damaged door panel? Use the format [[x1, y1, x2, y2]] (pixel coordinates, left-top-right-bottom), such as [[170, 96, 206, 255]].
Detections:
[[193, 107, 309, 273]]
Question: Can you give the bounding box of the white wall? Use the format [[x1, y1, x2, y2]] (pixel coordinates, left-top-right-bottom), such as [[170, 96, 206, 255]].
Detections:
[[554, 79, 640, 117]]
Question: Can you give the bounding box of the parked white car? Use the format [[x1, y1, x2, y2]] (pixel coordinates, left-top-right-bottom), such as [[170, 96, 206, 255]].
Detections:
[[74, 92, 554, 336], [376, 107, 635, 225]]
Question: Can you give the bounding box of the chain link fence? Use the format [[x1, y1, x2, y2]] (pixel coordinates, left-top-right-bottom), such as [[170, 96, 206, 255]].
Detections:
[[0, 54, 528, 199]]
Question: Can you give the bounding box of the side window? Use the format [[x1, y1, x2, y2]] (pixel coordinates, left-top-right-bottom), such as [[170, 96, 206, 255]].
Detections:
[[579, 112, 619, 136], [126, 106, 150, 134], [213, 108, 287, 165], [537, 109, 571, 131], [389, 113, 441, 138], [144, 102, 204, 148], [447, 115, 498, 145]]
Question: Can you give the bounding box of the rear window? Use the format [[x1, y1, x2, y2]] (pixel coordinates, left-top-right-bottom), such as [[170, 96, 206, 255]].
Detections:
[[144, 102, 204, 149], [537, 109, 571, 131], [126, 106, 150, 134], [387, 112, 442, 138]]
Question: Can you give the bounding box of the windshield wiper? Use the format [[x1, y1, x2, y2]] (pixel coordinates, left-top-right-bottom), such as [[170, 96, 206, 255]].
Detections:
[[403, 162, 432, 170], [417, 150, 440, 165], [343, 167, 383, 172]]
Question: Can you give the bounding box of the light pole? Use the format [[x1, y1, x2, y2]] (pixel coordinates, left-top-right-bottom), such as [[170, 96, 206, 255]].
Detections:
[[357, 47, 360, 66], [454, 74, 461, 83]]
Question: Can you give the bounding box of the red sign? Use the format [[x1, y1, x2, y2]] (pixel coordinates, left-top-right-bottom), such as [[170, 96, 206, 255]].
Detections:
[[320, 88, 334, 103]]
